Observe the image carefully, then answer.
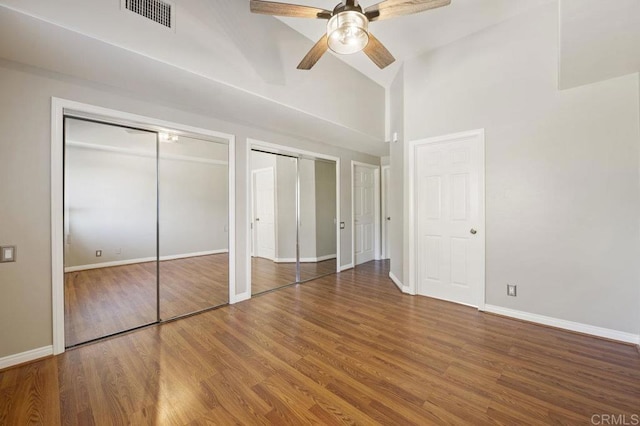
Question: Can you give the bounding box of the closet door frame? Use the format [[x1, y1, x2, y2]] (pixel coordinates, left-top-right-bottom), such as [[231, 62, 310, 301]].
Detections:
[[51, 97, 236, 355], [246, 139, 341, 297]]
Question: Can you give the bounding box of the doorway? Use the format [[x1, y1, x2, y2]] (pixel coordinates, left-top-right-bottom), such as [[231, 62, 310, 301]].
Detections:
[[381, 165, 391, 260], [409, 129, 485, 308], [61, 115, 232, 347], [352, 161, 380, 266]]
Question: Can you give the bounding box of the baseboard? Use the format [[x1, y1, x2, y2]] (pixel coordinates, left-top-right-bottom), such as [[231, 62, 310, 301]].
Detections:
[[484, 304, 640, 345], [65, 249, 229, 272], [0, 345, 53, 370], [388, 271, 412, 294], [230, 291, 251, 304], [339, 263, 354, 272], [274, 254, 337, 263]]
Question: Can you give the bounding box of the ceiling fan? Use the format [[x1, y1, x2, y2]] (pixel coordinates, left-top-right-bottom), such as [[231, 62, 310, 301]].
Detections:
[[250, 0, 451, 70]]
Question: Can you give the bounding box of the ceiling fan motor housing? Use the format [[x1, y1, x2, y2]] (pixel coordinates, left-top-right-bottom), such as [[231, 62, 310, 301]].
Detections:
[[327, 0, 370, 54]]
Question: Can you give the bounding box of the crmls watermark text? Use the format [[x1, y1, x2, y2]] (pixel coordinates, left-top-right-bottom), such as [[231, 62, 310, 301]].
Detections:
[[591, 414, 640, 425]]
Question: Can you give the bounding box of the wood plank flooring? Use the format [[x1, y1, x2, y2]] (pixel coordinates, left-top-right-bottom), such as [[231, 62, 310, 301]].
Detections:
[[4, 260, 639, 425], [65, 254, 229, 346], [251, 257, 337, 295]]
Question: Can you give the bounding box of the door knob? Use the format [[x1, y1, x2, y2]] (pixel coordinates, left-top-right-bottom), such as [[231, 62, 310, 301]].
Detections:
[[255, 218, 260, 221], [470, 228, 477, 235], [386, 217, 391, 221]]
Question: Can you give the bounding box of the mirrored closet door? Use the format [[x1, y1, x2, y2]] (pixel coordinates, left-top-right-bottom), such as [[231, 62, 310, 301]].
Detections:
[[64, 118, 159, 346], [63, 117, 230, 347], [250, 149, 338, 295], [159, 135, 229, 319]]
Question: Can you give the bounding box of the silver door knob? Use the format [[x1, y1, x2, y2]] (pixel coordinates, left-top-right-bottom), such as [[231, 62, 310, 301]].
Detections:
[[470, 228, 477, 235], [386, 217, 391, 221], [255, 218, 260, 221]]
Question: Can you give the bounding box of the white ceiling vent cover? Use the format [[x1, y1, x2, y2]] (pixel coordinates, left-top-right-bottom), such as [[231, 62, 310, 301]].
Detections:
[[122, 0, 175, 29]]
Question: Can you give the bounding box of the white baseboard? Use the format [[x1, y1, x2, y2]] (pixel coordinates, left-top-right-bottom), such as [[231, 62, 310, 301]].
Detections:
[[388, 271, 412, 294], [230, 291, 251, 304], [65, 249, 229, 272], [0, 345, 53, 370], [339, 263, 354, 272], [274, 254, 337, 263], [484, 304, 640, 345]]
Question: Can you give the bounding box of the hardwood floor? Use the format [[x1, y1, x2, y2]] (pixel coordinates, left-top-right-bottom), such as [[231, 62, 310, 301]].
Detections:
[[4, 261, 639, 424], [65, 254, 229, 346], [251, 257, 337, 295]]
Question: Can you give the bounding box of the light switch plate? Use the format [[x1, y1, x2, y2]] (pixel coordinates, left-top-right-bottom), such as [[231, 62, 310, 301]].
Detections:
[[0, 246, 16, 262], [340, 222, 345, 229]]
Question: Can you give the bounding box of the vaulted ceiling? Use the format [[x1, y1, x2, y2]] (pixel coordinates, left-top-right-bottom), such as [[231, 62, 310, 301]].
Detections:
[[0, 0, 637, 156]]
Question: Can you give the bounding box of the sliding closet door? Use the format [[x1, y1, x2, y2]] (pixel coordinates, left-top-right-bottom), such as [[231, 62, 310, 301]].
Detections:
[[158, 135, 229, 319], [299, 158, 338, 282], [64, 118, 158, 347], [250, 150, 297, 294]]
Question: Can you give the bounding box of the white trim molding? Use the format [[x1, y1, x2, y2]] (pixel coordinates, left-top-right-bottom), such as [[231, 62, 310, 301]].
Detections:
[[64, 249, 229, 272], [484, 305, 640, 345], [339, 262, 354, 272], [388, 271, 412, 294], [0, 346, 53, 370], [51, 97, 236, 354]]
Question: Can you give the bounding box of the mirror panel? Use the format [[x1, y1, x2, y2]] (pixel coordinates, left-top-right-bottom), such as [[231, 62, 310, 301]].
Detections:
[[64, 118, 158, 346], [251, 151, 297, 294], [158, 135, 229, 319], [299, 158, 337, 282]]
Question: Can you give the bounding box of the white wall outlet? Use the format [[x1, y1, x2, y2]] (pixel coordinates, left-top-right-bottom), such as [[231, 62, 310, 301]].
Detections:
[[507, 284, 517, 297], [96, 250, 102, 257], [0, 245, 16, 262]]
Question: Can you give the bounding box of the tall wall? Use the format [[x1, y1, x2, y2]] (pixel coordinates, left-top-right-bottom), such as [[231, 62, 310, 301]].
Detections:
[[396, 2, 640, 334], [0, 61, 379, 359]]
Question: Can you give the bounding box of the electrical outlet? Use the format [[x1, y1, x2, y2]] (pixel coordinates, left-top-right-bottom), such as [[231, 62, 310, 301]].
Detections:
[[115, 248, 121, 255], [96, 250, 102, 257], [340, 222, 345, 229], [0, 245, 16, 263], [507, 284, 517, 297]]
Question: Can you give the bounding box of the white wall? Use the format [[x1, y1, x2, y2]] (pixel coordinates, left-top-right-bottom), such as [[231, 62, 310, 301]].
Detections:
[[399, 2, 640, 334], [65, 123, 230, 268], [388, 67, 405, 285], [0, 60, 379, 359]]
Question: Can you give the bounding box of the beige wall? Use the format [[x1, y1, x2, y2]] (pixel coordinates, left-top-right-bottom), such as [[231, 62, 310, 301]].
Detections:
[[0, 60, 379, 359], [396, 3, 640, 334]]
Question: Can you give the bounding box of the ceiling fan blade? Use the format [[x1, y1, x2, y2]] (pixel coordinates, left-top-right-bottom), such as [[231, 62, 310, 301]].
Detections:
[[250, 0, 332, 19], [365, 0, 451, 22], [363, 33, 395, 69], [297, 34, 329, 70]]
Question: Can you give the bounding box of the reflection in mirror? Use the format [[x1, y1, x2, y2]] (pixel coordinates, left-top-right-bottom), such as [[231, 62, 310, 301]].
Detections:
[[251, 150, 297, 294], [159, 135, 229, 319], [299, 158, 337, 281], [64, 118, 158, 346]]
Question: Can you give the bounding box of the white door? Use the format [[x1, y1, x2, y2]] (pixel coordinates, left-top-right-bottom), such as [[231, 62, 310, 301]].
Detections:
[[354, 165, 376, 265], [382, 166, 391, 260], [253, 168, 276, 260], [415, 133, 484, 307]]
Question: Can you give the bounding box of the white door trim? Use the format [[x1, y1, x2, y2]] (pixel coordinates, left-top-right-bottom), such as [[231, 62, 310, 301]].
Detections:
[[246, 139, 341, 296], [351, 161, 381, 266], [381, 165, 391, 260], [407, 129, 485, 310], [51, 97, 237, 355]]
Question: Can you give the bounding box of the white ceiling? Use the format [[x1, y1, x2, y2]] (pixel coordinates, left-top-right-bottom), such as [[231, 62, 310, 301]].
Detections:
[[277, 0, 555, 86]]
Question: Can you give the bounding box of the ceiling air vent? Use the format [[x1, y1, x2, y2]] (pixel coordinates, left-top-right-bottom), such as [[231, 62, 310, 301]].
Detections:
[[122, 0, 174, 29]]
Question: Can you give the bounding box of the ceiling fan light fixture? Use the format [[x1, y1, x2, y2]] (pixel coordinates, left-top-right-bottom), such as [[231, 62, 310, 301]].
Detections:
[[327, 10, 369, 55]]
